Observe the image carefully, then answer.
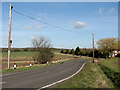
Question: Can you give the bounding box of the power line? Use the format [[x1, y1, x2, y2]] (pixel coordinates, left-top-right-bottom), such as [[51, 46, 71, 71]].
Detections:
[[12, 9, 91, 35]]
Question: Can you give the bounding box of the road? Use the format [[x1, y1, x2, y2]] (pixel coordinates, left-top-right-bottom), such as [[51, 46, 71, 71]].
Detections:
[[2, 59, 90, 89]]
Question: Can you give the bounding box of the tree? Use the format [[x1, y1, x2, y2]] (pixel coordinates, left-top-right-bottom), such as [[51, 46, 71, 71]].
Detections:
[[69, 49, 74, 54], [89, 49, 103, 58], [75, 47, 81, 55], [60, 50, 64, 53], [97, 37, 118, 55], [32, 36, 54, 64], [65, 49, 69, 54]]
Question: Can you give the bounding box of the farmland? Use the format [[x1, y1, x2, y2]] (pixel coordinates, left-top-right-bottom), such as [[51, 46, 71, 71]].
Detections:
[[1, 51, 79, 70]]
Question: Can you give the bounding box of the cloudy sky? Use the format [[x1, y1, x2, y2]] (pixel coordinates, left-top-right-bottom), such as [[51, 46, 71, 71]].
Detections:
[[2, 2, 118, 49]]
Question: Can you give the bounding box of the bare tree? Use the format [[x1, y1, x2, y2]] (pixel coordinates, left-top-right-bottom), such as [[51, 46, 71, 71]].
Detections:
[[32, 36, 51, 49], [32, 36, 54, 64]]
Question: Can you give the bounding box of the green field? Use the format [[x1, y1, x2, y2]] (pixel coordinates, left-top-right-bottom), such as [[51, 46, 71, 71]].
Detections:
[[56, 61, 114, 88], [99, 59, 119, 72], [2, 51, 77, 60], [2, 51, 78, 70], [2, 58, 81, 74], [2, 51, 34, 60]]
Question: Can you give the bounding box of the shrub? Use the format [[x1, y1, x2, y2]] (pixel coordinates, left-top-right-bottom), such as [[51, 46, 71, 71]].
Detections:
[[116, 54, 120, 57], [65, 49, 69, 54], [69, 49, 74, 54], [60, 50, 64, 53], [32, 36, 54, 64]]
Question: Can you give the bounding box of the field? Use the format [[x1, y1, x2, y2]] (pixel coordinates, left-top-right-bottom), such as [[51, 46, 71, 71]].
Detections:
[[2, 51, 77, 60], [56, 59, 119, 88], [2, 51, 33, 60], [98, 59, 119, 72], [1, 51, 78, 70]]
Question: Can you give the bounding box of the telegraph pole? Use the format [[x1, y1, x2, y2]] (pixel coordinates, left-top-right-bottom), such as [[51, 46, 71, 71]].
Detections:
[[8, 4, 13, 69], [92, 32, 94, 63]]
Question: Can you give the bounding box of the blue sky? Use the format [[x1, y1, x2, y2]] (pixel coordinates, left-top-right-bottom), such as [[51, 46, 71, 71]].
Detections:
[[2, 2, 118, 49]]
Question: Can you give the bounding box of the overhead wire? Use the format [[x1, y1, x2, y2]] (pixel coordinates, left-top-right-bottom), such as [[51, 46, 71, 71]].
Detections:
[[12, 9, 91, 35]]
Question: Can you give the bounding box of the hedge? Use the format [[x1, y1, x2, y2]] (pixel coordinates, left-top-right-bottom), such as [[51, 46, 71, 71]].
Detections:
[[98, 63, 120, 88]]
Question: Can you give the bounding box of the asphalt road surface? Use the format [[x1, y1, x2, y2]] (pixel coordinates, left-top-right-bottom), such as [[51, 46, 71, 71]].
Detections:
[[2, 59, 90, 89]]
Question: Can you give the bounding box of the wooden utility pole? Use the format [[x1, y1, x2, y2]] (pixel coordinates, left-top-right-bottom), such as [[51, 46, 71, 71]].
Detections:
[[92, 32, 94, 63], [8, 4, 12, 69]]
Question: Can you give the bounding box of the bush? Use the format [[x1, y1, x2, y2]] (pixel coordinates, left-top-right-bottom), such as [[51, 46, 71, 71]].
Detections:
[[33, 48, 54, 64], [65, 49, 69, 54], [32, 36, 54, 64], [69, 49, 74, 54], [116, 54, 120, 57], [60, 50, 64, 53], [88, 50, 109, 58]]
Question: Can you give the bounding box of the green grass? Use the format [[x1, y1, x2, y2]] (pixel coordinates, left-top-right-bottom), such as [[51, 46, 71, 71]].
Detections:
[[53, 54, 78, 60], [2, 64, 48, 74], [52, 50, 61, 53], [2, 51, 79, 70], [99, 59, 118, 72], [2, 58, 82, 74], [2, 61, 61, 74], [56, 61, 114, 88], [98, 59, 120, 88], [2, 51, 34, 60], [2, 51, 77, 60]]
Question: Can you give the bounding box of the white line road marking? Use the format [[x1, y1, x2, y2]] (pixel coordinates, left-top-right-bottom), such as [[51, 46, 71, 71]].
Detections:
[[37, 62, 86, 90]]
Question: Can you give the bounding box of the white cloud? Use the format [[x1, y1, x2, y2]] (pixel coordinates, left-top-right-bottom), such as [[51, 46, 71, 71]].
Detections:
[[73, 21, 86, 29], [24, 13, 46, 30], [109, 8, 115, 13], [96, 8, 104, 14], [24, 22, 43, 30]]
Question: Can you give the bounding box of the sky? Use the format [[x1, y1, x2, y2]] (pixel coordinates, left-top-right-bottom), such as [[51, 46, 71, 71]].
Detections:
[[2, 2, 118, 49]]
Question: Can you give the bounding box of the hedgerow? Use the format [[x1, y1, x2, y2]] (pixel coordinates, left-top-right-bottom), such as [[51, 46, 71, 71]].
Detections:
[[98, 63, 120, 88]]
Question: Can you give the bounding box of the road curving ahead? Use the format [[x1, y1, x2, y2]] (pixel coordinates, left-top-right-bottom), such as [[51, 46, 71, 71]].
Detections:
[[2, 59, 90, 89]]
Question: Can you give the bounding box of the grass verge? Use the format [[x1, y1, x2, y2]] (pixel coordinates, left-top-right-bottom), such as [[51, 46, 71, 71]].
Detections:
[[98, 59, 120, 88], [56, 61, 114, 88], [2, 58, 82, 74]]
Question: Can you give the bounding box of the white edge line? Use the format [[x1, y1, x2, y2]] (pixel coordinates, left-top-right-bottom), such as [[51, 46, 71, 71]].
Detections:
[[38, 62, 86, 90]]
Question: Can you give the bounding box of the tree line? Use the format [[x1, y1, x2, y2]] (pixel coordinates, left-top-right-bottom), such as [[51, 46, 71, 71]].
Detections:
[[1, 47, 61, 52], [60, 37, 119, 58], [1, 37, 119, 64]]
